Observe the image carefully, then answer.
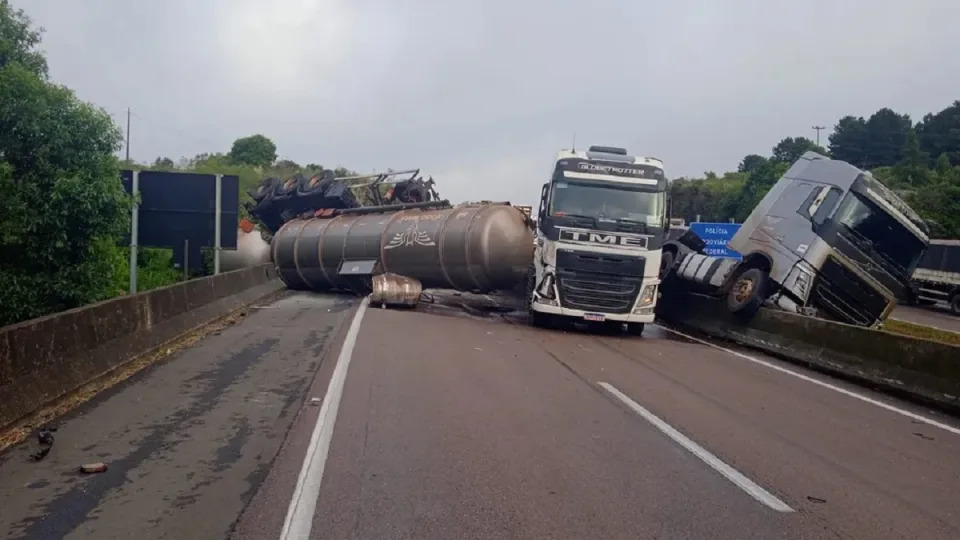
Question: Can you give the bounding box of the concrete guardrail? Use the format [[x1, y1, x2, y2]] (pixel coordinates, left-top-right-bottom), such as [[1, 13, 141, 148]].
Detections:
[[0, 264, 285, 429], [657, 292, 960, 414]]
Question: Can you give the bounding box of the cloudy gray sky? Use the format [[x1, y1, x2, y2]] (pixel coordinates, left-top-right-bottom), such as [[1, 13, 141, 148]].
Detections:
[[23, 0, 960, 207]]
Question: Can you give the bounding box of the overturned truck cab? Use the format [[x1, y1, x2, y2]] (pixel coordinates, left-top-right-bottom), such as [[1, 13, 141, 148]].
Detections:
[[664, 151, 930, 328]]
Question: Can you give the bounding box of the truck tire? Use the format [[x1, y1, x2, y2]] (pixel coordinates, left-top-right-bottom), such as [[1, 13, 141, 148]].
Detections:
[[950, 293, 960, 316], [726, 268, 767, 317], [626, 322, 645, 336], [659, 250, 675, 279]]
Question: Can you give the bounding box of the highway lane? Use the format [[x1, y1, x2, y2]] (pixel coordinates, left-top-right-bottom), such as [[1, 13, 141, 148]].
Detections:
[[3, 291, 959, 539], [0, 292, 355, 540], [237, 302, 960, 539]]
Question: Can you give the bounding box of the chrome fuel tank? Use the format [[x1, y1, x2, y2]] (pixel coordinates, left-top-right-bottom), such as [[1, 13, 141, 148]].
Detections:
[[272, 204, 534, 292]]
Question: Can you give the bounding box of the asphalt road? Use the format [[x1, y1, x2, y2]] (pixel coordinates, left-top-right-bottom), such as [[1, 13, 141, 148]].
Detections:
[[3, 291, 959, 539]]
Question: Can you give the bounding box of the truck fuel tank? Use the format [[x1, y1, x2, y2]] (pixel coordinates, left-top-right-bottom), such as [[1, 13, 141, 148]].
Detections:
[[272, 203, 535, 293]]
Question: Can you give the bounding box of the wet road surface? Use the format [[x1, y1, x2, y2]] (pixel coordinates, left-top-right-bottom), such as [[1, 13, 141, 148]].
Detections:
[[3, 291, 960, 539]]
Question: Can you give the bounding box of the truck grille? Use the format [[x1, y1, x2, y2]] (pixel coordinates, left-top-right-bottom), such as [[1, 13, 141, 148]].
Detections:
[[556, 271, 641, 313], [810, 256, 890, 326], [554, 250, 646, 314]]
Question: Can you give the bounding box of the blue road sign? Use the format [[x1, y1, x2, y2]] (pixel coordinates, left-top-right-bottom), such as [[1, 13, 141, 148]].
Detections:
[[689, 222, 742, 260]]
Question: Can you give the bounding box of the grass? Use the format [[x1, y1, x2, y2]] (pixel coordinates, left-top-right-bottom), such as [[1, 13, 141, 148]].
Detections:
[[881, 318, 960, 346]]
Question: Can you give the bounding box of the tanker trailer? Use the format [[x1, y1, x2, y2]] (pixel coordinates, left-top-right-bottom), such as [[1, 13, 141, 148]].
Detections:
[[272, 203, 535, 294]]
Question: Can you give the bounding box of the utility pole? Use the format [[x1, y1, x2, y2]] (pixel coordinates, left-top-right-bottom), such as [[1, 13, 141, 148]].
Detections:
[[812, 125, 825, 146], [125, 107, 131, 162]]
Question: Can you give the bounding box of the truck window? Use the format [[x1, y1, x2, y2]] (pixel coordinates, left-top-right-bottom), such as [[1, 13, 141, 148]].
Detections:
[[800, 186, 841, 224]]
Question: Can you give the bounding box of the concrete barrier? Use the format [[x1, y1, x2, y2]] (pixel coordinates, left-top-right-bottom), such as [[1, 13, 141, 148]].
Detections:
[[657, 293, 960, 413], [0, 264, 285, 429]]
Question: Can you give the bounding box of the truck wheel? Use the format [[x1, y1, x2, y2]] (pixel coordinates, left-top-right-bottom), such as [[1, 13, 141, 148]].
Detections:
[[659, 251, 675, 279], [531, 311, 557, 329], [726, 268, 767, 317], [950, 293, 960, 316], [626, 322, 645, 336]]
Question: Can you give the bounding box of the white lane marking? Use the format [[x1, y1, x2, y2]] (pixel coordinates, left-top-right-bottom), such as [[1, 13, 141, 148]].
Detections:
[[655, 325, 960, 437], [599, 382, 795, 513], [280, 297, 369, 540]]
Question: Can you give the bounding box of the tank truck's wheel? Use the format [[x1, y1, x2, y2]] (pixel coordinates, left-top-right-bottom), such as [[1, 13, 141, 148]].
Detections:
[[626, 322, 645, 336], [950, 292, 960, 316], [726, 268, 767, 317]]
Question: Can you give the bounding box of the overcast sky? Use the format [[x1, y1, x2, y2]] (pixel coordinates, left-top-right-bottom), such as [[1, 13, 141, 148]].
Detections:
[[22, 0, 960, 207]]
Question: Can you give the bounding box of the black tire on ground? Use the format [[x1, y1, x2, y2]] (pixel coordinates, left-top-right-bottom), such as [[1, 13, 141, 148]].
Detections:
[[950, 293, 960, 316], [531, 311, 557, 329], [660, 250, 676, 279], [626, 322, 645, 336], [725, 268, 767, 317]]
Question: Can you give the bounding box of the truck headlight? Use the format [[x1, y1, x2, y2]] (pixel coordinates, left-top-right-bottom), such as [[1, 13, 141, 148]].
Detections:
[[792, 270, 811, 297], [537, 274, 556, 299], [635, 284, 657, 309]]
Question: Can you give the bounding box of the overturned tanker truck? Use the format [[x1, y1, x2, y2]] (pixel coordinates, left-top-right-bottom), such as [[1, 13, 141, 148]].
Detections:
[[247, 168, 535, 302]]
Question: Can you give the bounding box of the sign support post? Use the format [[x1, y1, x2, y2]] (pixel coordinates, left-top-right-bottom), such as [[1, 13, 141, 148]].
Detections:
[[128, 170, 140, 294], [214, 174, 222, 275]]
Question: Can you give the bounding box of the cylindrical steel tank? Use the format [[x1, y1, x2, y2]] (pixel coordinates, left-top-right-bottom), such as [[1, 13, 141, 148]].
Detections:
[[272, 204, 534, 292]]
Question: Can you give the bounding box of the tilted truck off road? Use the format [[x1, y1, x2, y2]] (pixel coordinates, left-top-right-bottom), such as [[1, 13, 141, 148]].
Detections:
[[662, 151, 930, 328]]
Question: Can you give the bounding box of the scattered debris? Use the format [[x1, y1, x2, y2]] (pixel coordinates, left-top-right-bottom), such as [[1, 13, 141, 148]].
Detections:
[[29, 427, 57, 461], [806, 496, 827, 504], [309, 397, 322, 406], [913, 432, 935, 441], [79, 462, 108, 474]]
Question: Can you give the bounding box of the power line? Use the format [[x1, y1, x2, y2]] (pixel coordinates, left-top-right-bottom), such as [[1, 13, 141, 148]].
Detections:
[[812, 125, 826, 146]]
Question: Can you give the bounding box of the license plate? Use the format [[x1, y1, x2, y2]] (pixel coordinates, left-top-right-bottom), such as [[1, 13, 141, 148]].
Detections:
[[583, 313, 606, 322]]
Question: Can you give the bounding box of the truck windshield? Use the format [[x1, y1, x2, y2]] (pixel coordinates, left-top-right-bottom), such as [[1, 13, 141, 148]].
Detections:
[[833, 193, 926, 275], [550, 181, 664, 225]]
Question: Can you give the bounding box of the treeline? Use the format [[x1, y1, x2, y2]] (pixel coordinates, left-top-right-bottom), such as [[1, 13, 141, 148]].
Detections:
[[0, 3, 355, 326], [670, 101, 960, 238]]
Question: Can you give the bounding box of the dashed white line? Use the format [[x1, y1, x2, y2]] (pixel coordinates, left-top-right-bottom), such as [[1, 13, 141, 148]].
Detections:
[[599, 382, 795, 513], [280, 297, 369, 540], [655, 324, 960, 437]]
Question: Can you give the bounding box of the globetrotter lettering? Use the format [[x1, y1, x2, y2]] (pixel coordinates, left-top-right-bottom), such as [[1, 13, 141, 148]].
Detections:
[[384, 221, 437, 249], [559, 229, 648, 248], [576, 162, 661, 178]]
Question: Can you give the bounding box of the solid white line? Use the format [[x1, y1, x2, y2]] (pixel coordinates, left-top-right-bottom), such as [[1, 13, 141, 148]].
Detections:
[[654, 325, 960, 437], [280, 297, 369, 540], [599, 382, 795, 513]]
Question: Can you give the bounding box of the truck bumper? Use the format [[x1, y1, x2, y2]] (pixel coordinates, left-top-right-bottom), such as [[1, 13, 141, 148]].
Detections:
[[531, 299, 656, 323]]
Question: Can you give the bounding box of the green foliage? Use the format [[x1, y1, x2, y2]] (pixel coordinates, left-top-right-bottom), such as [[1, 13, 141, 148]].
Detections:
[[0, 1, 47, 77], [771, 137, 826, 164], [0, 15, 132, 325], [228, 134, 277, 167]]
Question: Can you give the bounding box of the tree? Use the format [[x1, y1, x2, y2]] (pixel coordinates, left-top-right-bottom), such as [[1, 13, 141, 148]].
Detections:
[[771, 137, 825, 164], [0, 1, 47, 77], [738, 154, 768, 173], [0, 11, 131, 325], [862, 108, 912, 169], [275, 159, 300, 169], [152, 156, 175, 169], [916, 101, 960, 166], [228, 134, 277, 167], [829, 116, 869, 167]]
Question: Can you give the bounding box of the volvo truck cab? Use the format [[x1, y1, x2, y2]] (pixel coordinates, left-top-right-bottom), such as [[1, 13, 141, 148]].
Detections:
[[666, 151, 930, 327], [527, 145, 669, 334]]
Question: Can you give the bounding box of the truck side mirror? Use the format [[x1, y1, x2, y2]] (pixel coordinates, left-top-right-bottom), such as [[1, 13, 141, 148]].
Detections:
[[538, 183, 548, 224]]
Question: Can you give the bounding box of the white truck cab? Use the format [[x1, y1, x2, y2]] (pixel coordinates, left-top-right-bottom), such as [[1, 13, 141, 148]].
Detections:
[[527, 146, 669, 334]]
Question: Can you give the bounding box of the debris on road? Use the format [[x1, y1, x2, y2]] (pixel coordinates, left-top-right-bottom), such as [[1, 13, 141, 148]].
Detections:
[[79, 462, 108, 474], [29, 427, 57, 461]]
